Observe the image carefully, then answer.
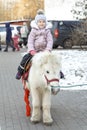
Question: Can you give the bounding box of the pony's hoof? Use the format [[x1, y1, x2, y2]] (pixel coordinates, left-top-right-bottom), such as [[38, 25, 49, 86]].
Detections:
[[30, 117, 40, 124], [43, 118, 53, 126], [43, 121, 53, 126], [31, 120, 40, 124]]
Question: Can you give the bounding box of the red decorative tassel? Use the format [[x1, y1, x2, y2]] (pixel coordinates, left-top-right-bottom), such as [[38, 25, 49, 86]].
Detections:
[[24, 88, 31, 116], [22, 69, 31, 117]]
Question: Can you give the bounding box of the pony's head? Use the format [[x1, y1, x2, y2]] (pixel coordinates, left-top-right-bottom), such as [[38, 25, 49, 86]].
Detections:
[[31, 51, 62, 95]]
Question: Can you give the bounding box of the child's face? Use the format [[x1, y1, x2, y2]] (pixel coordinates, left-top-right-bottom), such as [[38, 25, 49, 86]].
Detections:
[[37, 20, 46, 29]]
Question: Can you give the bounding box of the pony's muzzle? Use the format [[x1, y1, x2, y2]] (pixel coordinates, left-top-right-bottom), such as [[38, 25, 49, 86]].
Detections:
[[51, 86, 60, 95]]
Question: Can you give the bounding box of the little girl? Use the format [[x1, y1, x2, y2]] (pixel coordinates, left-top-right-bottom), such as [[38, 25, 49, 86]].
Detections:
[[16, 9, 53, 79], [13, 33, 20, 51], [16, 9, 64, 79]]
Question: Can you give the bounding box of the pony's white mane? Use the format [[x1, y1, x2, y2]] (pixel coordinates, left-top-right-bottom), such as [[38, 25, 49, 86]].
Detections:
[[32, 50, 61, 68]]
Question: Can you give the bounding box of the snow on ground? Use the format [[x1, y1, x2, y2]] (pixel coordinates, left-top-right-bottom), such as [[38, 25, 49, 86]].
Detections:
[[21, 49, 87, 91], [58, 50, 87, 90]]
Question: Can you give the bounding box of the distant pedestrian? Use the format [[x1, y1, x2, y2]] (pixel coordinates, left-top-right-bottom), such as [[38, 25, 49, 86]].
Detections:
[[20, 22, 29, 47], [0, 45, 1, 51], [4, 22, 15, 52], [18, 35, 23, 48], [12, 32, 20, 51], [0, 35, 2, 51]]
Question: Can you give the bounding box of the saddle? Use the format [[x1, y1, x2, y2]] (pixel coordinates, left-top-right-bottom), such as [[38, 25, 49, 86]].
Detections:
[[22, 61, 32, 80]]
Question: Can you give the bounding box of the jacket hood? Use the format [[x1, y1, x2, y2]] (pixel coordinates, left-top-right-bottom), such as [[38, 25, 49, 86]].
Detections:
[[30, 20, 52, 29]]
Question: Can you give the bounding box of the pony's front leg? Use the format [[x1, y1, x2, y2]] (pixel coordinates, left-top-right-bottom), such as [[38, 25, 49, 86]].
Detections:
[[42, 90, 53, 125], [31, 89, 41, 123]]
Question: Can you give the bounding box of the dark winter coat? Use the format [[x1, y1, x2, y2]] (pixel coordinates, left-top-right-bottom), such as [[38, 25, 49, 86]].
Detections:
[[5, 23, 12, 43]]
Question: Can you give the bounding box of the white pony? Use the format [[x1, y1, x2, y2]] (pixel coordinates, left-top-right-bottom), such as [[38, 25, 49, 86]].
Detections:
[[27, 50, 61, 125]]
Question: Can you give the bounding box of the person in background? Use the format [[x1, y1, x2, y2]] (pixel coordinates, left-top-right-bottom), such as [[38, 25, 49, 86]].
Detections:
[[18, 35, 23, 48], [4, 23, 15, 52], [0, 45, 1, 51], [12, 32, 20, 51], [16, 9, 53, 79], [20, 22, 29, 47], [0, 35, 2, 51]]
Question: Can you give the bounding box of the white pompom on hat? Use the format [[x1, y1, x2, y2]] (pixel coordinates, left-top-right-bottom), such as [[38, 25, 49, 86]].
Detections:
[[35, 9, 46, 24]]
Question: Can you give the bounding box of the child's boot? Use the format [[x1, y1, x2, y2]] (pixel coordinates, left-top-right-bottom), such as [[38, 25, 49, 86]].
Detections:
[[16, 66, 24, 80], [16, 71, 21, 79]]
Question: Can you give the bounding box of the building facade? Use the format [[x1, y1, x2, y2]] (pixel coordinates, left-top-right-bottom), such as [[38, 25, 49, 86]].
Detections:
[[0, 0, 44, 21]]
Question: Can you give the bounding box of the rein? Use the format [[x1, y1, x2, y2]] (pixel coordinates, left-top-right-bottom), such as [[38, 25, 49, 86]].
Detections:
[[44, 75, 87, 89], [44, 75, 59, 85], [50, 84, 87, 89]]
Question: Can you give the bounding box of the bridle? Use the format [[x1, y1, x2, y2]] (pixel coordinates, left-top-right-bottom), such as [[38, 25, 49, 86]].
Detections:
[[44, 75, 60, 94], [44, 75, 59, 85]]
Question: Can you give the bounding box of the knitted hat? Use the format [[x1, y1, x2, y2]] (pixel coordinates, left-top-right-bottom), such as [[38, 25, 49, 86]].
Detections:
[[35, 9, 46, 24]]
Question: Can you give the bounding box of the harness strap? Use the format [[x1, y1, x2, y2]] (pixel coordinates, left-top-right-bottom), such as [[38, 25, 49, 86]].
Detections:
[[44, 75, 59, 85]]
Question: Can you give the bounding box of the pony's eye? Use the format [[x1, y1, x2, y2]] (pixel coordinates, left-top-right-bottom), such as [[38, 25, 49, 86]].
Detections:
[[46, 71, 49, 74]]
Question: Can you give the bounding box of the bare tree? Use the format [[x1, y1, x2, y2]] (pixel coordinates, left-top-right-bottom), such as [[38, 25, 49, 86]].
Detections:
[[71, 0, 87, 20], [69, 0, 87, 49], [71, 18, 87, 49]]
